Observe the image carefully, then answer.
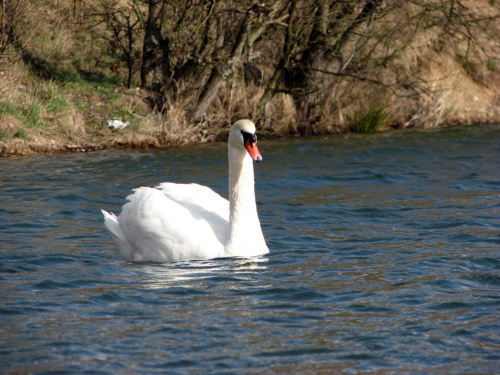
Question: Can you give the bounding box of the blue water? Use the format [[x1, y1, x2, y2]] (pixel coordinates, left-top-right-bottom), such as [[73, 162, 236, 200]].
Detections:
[[1, 124, 500, 374]]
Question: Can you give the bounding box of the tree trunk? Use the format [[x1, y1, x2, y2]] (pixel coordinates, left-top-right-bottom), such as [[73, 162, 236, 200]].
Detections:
[[257, 0, 299, 117], [126, 16, 133, 89], [290, 0, 335, 126], [0, 0, 8, 54], [192, 3, 282, 122], [140, 0, 170, 92], [293, 0, 383, 126], [330, 0, 382, 70], [192, 10, 251, 122]]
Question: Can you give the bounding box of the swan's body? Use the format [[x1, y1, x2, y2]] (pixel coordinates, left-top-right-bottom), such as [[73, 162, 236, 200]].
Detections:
[[101, 119, 269, 262]]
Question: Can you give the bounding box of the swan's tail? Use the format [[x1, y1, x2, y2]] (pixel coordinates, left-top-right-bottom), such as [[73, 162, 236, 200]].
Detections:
[[101, 210, 134, 260], [101, 210, 122, 238]]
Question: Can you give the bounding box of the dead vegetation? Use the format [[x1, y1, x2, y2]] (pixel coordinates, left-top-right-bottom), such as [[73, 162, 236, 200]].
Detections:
[[1, 0, 499, 156]]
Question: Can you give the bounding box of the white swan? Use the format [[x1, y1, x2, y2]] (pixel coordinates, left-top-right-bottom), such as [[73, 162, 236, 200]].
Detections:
[[101, 119, 269, 262]]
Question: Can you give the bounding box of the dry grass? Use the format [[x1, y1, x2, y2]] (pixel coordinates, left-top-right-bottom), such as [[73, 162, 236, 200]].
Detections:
[[1, 0, 500, 156]]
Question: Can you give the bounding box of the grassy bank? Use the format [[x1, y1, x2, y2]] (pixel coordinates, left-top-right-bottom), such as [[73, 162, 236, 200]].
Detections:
[[1, 0, 500, 156], [0, 64, 210, 156]]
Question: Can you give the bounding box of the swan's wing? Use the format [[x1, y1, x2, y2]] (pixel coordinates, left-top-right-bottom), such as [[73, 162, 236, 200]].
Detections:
[[156, 183, 229, 244], [116, 185, 229, 262], [156, 183, 229, 219]]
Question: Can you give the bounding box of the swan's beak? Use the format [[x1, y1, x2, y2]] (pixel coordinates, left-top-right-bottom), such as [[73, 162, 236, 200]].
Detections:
[[245, 139, 262, 163]]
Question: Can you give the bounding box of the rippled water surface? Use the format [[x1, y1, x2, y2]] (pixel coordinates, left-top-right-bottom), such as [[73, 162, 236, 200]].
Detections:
[[1, 125, 500, 374]]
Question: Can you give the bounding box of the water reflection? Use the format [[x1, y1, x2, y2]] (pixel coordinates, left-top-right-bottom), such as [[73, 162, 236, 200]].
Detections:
[[134, 257, 268, 289]]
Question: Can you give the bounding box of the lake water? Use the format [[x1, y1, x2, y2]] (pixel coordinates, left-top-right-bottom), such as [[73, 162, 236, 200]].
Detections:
[[1, 124, 500, 374]]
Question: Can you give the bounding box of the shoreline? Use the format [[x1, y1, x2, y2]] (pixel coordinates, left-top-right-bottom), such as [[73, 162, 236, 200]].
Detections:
[[2, 121, 497, 158]]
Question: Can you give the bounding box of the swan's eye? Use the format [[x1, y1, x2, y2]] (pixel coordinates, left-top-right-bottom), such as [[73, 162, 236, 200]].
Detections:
[[241, 130, 257, 145]]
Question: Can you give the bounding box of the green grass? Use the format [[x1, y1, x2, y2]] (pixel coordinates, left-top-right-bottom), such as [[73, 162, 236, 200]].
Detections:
[[1, 101, 24, 119], [351, 101, 391, 133], [43, 83, 73, 115], [0, 130, 14, 141], [14, 129, 29, 139], [0, 84, 73, 134], [0, 127, 28, 141], [25, 100, 43, 128]]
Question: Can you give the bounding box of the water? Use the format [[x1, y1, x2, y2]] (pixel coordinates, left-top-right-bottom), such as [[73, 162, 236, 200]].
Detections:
[[1, 124, 500, 374]]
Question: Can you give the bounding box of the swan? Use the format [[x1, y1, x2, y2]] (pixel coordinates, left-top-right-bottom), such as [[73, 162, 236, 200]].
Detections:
[[101, 119, 269, 262]]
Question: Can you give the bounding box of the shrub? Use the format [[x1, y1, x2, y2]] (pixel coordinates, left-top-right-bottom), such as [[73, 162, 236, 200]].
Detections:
[[351, 101, 391, 134]]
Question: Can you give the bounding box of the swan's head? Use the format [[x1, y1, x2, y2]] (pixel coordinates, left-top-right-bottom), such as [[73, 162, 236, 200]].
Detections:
[[229, 119, 262, 163]]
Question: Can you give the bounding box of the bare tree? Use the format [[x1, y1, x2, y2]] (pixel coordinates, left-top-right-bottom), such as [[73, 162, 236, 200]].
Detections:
[[96, 0, 144, 88], [191, 2, 285, 122], [0, 0, 26, 55], [257, 0, 301, 118], [140, 0, 170, 92]]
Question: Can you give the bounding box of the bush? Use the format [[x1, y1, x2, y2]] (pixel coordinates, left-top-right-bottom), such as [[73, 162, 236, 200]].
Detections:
[[351, 101, 391, 134]]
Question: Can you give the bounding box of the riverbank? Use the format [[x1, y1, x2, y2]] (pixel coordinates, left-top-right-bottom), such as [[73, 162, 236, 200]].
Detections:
[[1, 60, 499, 157], [1, 1, 499, 157], [2, 119, 499, 158]]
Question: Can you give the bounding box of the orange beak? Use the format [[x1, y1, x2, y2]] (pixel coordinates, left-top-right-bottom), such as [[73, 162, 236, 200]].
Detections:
[[245, 139, 262, 162]]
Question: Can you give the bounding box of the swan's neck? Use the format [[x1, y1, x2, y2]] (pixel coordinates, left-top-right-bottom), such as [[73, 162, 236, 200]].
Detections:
[[225, 146, 267, 255]]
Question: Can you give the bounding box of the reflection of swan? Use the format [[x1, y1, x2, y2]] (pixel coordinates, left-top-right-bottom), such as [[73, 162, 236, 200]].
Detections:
[[137, 259, 268, 289], [102, 120, 269, 262]]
